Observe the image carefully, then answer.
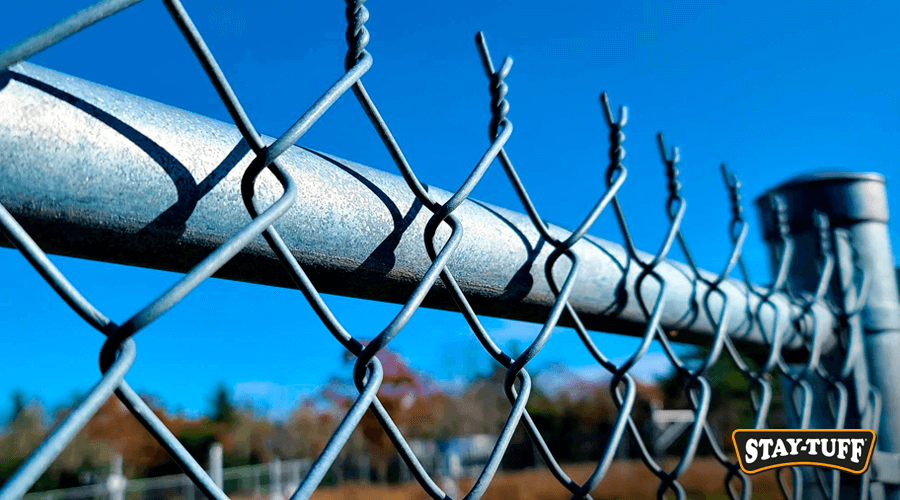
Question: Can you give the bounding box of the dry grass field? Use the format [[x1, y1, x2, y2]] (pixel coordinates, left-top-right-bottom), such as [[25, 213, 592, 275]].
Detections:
[[238, 459, 787, 500]]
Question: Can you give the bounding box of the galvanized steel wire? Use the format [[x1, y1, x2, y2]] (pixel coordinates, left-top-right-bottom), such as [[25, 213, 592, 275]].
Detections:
[[0, 1, 883, 499]]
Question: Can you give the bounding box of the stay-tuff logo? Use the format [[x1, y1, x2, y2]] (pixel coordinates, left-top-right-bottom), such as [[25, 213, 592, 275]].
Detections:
[[732, 429, 876, 475]]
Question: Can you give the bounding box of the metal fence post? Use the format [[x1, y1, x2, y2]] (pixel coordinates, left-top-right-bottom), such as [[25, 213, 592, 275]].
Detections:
[[759, 173, 900, 499], [208, 443, 224, 491]]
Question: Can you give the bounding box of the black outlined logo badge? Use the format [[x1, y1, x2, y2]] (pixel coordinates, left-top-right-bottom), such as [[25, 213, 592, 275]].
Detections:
[[732, 429, 876, 475]]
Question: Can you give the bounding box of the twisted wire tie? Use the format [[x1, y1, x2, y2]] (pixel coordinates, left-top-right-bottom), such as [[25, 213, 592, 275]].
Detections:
[[770, 193, 790, 240], [814, 211, 831, 256], [601, 93, 627, 185], [488, 58, 511, 140], [344, 0, 369, 70], [721, 163, 743, 224], [658, 134, 681, 203]]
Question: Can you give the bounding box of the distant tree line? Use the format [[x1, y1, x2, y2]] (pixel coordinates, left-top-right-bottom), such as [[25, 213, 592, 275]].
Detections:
[[1, 345, 767, 492]]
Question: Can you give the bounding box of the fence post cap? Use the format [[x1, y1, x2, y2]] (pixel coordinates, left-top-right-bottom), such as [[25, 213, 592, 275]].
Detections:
[[756, 170, 889, 240]]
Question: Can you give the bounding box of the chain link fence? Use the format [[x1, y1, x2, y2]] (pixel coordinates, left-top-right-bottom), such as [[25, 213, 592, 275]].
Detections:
[[1, 1, 899, 499]]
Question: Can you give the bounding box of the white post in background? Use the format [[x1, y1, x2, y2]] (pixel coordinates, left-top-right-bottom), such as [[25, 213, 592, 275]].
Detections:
[[252, 468, 261, 498], [448, 451, 462, 479], [269, 457, 282, 500], [105, 454, 127, 500], [208, 443, 224, 491], [287, 460, 301, 495], [440, 449, 461, 500]]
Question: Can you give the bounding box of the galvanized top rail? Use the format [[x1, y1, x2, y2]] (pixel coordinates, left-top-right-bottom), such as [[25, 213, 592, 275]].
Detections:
[[0, 62, 831, 354]]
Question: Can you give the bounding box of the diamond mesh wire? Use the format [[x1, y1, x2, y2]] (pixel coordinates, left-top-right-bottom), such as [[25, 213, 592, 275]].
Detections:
[[0, 1, 885, 499]]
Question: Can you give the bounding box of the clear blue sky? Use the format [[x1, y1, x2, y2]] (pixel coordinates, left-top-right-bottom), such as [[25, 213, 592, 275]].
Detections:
[[0, 0, 898, 421]]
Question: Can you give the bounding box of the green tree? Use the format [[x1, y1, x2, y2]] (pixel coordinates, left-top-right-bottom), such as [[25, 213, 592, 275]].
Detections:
[[8, 390, 26, 424], [210, 384, 237, 425]]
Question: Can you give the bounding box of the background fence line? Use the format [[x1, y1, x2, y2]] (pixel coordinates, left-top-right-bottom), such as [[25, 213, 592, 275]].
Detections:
[[21, 453, 313, 500], [0, 1, 898, 499], [18, 437, 504, 500]]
